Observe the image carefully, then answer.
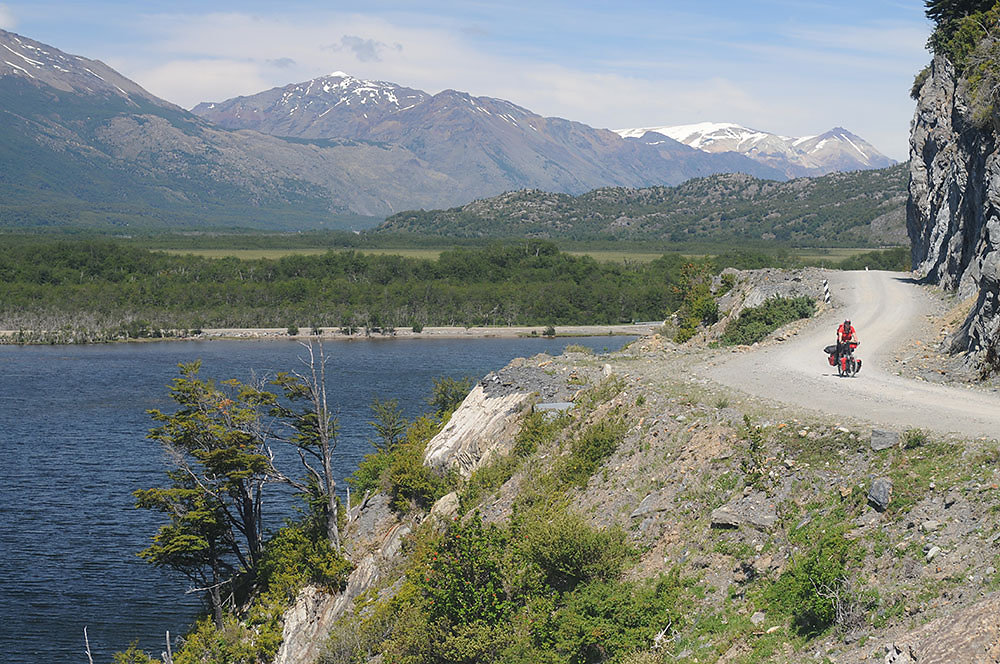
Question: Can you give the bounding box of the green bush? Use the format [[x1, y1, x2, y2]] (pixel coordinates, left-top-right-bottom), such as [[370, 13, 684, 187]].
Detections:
[[256, 525, 351, 603], [514, 508, 631, 593], [555, 412, 628, 488], [419, 515, 513, 627], [113, 643, 157, 664], [386, 417, 454, 512], [548, 575, 683, 664], [173, 616, 260, 664], [765, 528, 863, 636], [287, 324, 299, 336], [721, 296, 815, 346]]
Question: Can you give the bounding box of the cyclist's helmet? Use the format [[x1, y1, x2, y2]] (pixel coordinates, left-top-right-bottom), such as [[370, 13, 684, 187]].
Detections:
[[844, 319, 851, 328]]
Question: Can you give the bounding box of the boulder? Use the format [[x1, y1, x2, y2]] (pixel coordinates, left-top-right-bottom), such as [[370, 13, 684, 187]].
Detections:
[[868, 477, 893, 512], [630, 492, 670, 519], [431, 492, 460, 521], [870, 429, 899, 451]]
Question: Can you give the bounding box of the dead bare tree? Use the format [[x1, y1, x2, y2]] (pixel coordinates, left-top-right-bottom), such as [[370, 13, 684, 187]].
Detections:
[[272, 341, 342, 551]]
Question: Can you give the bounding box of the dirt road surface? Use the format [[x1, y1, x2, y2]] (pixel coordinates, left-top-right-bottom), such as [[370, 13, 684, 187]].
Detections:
[[698, 270, 1000, 440]]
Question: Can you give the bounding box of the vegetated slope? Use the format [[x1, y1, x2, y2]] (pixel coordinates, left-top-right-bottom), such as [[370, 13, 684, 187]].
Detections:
[[379, 162, 908, 246], [193, 72, 789, 196]]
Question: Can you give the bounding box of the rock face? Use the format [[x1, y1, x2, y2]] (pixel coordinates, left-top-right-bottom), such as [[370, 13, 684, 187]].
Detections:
[[908, 55, 1000, 367], [422, 383, 532, 477], [882, 592, 1000, 663]]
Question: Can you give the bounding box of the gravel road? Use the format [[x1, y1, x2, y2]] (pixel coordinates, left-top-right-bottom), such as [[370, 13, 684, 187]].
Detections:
[[698, 270, 1000, 440]]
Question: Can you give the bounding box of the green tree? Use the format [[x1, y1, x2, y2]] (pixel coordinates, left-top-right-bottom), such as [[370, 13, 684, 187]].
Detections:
[[138, 361, 277, 623], [134, 473, 232, 627], [428, 376, 475, 418], [368, 397, 408, 452]]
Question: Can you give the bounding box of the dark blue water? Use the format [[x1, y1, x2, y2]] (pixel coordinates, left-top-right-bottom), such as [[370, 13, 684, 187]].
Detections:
[[0, 335, 631, 663]]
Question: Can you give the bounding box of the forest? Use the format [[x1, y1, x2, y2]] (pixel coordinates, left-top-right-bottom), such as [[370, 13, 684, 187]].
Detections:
[[0, 237, 907, 343]]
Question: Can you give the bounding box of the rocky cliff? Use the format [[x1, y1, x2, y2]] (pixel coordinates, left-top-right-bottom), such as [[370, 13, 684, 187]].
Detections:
[[908, 55, 1000, 370]]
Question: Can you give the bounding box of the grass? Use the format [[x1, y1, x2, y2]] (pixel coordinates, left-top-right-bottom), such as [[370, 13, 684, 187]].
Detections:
[[154, 245, 883, 264]]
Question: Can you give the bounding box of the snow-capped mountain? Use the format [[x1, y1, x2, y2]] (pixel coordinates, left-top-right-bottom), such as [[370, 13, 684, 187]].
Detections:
[[192, 72, 429, 139], [0, 30, 174, 107], [615, 122, 895, 178]]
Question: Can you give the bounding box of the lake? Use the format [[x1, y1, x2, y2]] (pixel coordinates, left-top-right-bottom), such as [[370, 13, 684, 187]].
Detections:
[[0, 335, 632, 663]]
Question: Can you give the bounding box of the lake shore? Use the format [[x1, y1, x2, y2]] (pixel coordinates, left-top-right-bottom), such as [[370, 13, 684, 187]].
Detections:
[[0, 323, 660, 344], [198, 323, 660, 340]]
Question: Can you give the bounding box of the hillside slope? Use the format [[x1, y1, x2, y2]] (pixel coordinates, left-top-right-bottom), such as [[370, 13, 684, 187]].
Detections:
[[378, 162, 908, 246], [262, 268, 1000, 664]]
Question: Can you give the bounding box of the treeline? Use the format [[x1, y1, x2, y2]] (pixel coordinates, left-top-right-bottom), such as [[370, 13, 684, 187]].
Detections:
[[0, 240, 910, 341], [0, 240, 687, 333]]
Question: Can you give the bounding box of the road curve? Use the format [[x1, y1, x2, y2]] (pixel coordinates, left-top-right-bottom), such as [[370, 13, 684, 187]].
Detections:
[[699, 270, 1000, 440]]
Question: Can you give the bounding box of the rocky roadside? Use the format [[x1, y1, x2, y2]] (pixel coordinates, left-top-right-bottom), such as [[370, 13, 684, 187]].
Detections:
[[270, 270, 999, 664]]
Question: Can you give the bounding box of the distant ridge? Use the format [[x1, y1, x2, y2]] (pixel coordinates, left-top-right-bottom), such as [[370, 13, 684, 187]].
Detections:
[[377, 162, 908, 246], [615, 122, 895, 178]]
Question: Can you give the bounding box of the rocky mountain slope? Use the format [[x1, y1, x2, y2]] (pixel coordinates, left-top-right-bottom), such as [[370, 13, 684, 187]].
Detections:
[[378, 162, 908, 245], [193, 72, 789, 197], [268, 270, 1000, 664], [617, 122, 896, 178], [0, 29, 472, 227]]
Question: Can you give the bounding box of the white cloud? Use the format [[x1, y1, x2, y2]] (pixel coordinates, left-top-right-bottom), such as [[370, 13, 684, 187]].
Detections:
[[124, 58, 271, 106], [0, 4, 17, 30], [112, 9, 919, 160]]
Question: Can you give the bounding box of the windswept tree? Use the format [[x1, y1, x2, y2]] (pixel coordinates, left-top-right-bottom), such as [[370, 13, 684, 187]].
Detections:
[[926, 0, 996, 25], [134, 472, 233, 627], [137, 362, 277, 624], [137, 347, 348, 624]]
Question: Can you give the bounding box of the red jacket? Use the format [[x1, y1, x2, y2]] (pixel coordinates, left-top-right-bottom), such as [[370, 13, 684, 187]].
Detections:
[[837, 323, 857, 344]]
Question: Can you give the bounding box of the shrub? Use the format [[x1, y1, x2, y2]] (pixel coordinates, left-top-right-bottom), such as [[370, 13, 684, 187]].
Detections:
[[564, 343, 593, 354], [902, 428, 928, 449], [543, 325, 556, 337], [287, 324, 299, 336], [386, 417, 453, 512], [765, 528, 863, 636], [412, 323, 424, 333], [419, 515, 513, 626], [514, 508, 631, 593], [911, 64, 932, 100], [256, 525, 351, 603], [549, 575, 683, 664], [555, 412, 628, 488], [429, 375, 475, 418], [173, 616, 259, 664], [113, 643, 157, 664], [721, 296, 815, 346]]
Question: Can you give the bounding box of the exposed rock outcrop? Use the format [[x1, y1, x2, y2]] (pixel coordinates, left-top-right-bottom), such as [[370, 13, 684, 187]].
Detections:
[[422, 383, 532, 477], [882, 592, 1000, 663], [908, 55, 1000, 368]]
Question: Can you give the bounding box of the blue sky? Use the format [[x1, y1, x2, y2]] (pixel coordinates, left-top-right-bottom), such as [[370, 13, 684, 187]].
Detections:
[[0, 1, 932, 160]]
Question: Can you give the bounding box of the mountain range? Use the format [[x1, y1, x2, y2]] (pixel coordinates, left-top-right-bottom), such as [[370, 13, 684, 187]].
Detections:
[[615, 122, 895, 178], [0, 28, 895, 231]]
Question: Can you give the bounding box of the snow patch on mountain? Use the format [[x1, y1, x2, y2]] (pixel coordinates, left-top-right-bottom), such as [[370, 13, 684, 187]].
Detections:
[[613, 121, 894, 177]]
